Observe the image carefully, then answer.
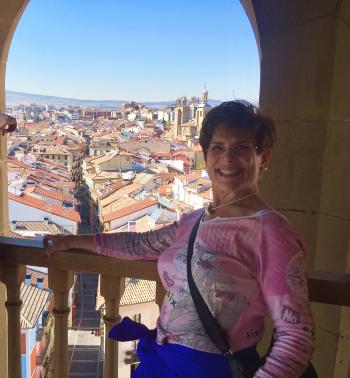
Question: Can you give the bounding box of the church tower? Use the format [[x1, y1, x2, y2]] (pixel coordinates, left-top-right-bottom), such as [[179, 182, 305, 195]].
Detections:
[[173, 96, 190, 138], [201, 87, 208, 104], [196, 85, 211, 135]]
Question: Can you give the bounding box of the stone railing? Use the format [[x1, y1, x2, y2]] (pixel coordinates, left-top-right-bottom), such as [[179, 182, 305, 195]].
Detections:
[[0, 237, 165, 378], [0, 236, 350, 378]]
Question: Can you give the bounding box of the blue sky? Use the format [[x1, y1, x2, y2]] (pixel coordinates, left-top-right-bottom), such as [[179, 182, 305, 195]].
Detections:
[[6, 0, 260, 102]]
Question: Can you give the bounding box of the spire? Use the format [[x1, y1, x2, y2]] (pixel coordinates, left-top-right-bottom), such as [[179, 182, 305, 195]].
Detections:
[[201, 83, 208, 104]]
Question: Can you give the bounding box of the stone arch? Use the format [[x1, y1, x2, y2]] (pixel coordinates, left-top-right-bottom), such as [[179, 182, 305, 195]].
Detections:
[[0, 1, 30, 110], [1, 1, 350, 377], [239, 0, 261, 59]]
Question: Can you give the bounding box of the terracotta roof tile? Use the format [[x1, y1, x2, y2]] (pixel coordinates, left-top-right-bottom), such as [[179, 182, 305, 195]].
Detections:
[[27, 267, 49, 289], [100, 182, 144, 206], [159, 184, 171, 196], [9, 220, 71, 236], [23, 121, 50, 129], [7, 157, 33, 169], [8, 230, 27, 238], [38, 157, 68, 170], [104, 199, 157, 222], [27, 174, 74, 190], [20, 283, 52, 328], [8, 193, 81, 222], [33, 186, 73, 202], [120, 278, 156, 306], [191, 144, 203, 152], [96, 278, 156, 309]]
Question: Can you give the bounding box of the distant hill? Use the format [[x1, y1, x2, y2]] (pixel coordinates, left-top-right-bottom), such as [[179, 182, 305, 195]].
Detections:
[[6, 90, 223, 109], [6, 91, 126, 109]]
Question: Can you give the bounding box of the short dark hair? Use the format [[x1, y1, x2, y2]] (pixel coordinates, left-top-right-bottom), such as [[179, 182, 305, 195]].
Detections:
[[199, 100, 276, 159]]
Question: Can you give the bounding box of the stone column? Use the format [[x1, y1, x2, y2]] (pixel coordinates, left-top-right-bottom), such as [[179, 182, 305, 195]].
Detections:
[[251, 1, 350, 376], [0, 128, 8, 377], [334, 240, 350, 377], [0, 263, 25, 378], [0, 3, 30, 372], [100, 275, 125, 378], [48, 269, 73, 378]]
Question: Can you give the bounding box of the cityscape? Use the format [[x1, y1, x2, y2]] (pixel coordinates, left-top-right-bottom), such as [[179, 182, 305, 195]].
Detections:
[[6, 87, 216, 377], [1, 1, 350, 378]]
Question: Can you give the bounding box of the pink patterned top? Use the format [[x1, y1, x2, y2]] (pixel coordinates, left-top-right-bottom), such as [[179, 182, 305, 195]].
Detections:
[[94, 209, 314, 377]]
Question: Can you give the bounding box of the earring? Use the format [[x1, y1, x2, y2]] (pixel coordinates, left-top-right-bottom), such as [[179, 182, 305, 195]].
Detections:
[[264, 167, 268, 171]]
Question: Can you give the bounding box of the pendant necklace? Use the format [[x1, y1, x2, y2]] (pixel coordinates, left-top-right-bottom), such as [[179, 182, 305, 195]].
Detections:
[[205, 191, 259, 216]]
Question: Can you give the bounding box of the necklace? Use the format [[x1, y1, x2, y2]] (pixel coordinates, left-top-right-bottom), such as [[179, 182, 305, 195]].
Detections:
[[205, 191, 259, 216]]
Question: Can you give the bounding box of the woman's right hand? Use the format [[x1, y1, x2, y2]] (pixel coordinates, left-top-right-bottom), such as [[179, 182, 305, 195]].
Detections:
[[43, 234, 72, 258]]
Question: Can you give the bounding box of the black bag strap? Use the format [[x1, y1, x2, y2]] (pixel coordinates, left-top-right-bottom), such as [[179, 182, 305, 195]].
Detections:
[[186, 211, 234, 357]]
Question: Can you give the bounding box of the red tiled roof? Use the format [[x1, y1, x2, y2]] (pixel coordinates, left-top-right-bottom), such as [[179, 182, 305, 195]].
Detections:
[[35, 168, 69, 181], [100, 181, 126, 200], [27, 268, 49, 289], [159, 172, 175, 183], [38, 157, 68, 170], [104, 199, 157, 222], [52, 136, 66, 145], [153, 152, 171, 157], [7, 157, 33, 169], [8, 193, 80, 222], [20, 283, 51, 328], [159, 184, 171, 196], [175, 171, 202, 182], [24, 187, 36, 194], [23, 121, 50, 129], [33, 186, 72, 202], [100, 182, 145, 205], [27, 174, 74, 191], [192, 144, 203, 152], [8, 230, 26, 238]]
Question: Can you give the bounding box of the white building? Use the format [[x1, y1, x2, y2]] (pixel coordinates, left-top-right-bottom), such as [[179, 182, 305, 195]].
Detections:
[[8, 193, 80, 234]]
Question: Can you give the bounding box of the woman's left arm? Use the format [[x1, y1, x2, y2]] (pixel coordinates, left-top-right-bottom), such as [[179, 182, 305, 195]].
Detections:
[[255, 217, 315, 378]]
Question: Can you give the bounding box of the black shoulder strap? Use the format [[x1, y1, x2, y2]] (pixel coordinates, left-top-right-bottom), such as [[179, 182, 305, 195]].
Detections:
[[186, 211, 233, 357]]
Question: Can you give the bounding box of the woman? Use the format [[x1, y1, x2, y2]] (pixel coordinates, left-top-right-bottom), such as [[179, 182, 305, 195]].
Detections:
[[44, 101, 314, 377]]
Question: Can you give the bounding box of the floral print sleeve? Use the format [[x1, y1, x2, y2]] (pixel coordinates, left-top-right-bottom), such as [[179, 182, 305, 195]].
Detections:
[[94, 222, 178, 261], [254, 216, 315, 378]]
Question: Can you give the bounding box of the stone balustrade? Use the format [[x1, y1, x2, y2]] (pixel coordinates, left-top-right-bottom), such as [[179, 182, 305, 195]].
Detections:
[[0, 236, 349, 378]]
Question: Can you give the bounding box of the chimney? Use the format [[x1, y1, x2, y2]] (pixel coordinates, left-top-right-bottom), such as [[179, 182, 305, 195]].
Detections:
[[128, 221, 137, 232], [11, 220, 17, 230], [37, 277, 44, 289], [25, 274, 31, 285], [43, 217, 49, 225]]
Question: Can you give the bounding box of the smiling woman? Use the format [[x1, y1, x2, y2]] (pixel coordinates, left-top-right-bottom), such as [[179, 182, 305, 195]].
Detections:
[[42, 100, 316, 378], [3, 0, 350, 377]]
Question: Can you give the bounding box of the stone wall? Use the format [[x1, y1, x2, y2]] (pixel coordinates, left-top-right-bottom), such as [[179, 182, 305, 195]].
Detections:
[[239, 1, 350, 376]]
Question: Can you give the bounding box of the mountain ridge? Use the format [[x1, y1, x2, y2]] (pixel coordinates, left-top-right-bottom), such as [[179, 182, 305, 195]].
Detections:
[[6, 90, 222, 109]]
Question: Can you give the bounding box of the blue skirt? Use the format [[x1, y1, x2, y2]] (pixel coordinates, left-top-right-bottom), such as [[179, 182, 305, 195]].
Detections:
[[132, 337, 233, 378], [109, 317, 253, 378]]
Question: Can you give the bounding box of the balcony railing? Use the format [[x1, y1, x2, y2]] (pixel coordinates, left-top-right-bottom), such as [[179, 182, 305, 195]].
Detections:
[[0, 236, 350, 378]]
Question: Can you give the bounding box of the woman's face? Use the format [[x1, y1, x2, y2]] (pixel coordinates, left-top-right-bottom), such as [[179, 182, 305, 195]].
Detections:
[[205, 126, 271, 195]]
